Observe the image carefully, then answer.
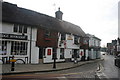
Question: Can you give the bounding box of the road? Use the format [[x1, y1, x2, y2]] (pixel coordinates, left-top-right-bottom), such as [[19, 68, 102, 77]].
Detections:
[[2, 52, 120, 80], [2, 61, 100, 80], [100, 52, 120, 80]]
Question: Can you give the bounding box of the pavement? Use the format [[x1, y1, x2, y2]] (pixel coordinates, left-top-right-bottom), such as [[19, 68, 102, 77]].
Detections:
[[0, 59, 104, 75]]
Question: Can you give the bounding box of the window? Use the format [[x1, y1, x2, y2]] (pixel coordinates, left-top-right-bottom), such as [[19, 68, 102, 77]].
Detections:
[[72, 50, 74, 58], [52, 48, 57, 59], [19, 25, 23, 33], [11, 41, 27, 55], [14, 24, 18, 32], [60, 48, 64, 59], [72, 49, 79, 58], [24, 26, 27, 33], [74, 36, 79, 44], [61, 34, 65, 41], [45, 30, 51, 37], [13, 24, 27, 33], [0, 41, 7, 55]]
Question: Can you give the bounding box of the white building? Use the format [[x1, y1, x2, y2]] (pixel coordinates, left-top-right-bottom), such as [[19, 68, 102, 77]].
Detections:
[[57, 33, 82, 62], [86, 34, 101, 59], [1, 2, 39, 64], [43, 8, 86, 63], [1, 2, 93, 64], [0, 23, 39, 64]]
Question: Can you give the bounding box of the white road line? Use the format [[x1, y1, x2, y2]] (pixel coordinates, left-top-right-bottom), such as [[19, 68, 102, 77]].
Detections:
[[56, 76, 68, 80]]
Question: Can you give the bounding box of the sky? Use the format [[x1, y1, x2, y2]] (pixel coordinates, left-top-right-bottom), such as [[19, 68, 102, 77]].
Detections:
[[3, 0, 120, 47]]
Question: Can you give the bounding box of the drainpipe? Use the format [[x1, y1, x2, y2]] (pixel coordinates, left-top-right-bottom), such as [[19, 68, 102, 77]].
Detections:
[[29, 27, 32, 63]]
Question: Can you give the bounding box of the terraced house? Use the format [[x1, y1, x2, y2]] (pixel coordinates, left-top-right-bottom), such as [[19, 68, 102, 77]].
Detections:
[[0, 1, 101, 64], [86, 34, 101, 59]]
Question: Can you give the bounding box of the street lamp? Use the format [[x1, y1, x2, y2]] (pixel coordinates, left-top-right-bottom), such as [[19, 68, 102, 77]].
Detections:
[[52, 51, 57, 69]]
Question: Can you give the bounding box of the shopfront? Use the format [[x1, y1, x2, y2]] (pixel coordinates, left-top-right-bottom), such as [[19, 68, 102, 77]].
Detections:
[[0, 33, 29, 64], [0, 22, 39, 64]]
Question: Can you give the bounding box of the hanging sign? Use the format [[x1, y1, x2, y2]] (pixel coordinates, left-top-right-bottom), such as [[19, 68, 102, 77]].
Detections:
[[67, 35, 73, 40], [47, 49, 51, 55]]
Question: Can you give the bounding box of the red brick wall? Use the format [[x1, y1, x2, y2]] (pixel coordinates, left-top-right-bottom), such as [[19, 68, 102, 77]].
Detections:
[[36, 28, 58, 48]]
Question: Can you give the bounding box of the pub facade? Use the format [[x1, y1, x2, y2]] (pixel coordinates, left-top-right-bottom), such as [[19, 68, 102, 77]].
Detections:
[[1, 2, 39, 64], [0, 22, 39, 64], [1, 1, 101, 64]]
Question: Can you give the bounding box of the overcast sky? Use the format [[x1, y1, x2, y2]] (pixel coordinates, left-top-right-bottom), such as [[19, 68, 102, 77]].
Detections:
[[3, 0, 120, 47]]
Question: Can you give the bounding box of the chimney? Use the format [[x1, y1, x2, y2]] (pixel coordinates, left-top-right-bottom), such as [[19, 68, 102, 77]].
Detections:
[[55, 7, 63, 20]]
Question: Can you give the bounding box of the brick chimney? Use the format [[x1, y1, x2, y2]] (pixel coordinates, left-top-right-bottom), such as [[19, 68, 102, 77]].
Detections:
[[55, 7, 63, 20]]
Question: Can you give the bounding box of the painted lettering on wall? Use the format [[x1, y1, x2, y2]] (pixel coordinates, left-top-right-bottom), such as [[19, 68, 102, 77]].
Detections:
[[0, 33, 27, 40]]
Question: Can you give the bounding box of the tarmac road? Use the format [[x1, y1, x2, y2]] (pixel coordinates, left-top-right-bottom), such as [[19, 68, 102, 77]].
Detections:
[[2, 61, 101, 80], [101, 52, 120, 80]]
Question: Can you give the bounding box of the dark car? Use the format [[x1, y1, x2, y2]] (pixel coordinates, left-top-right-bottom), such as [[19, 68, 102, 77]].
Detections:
[[102, 53, 105, 55], [114, 54, 120, 68]]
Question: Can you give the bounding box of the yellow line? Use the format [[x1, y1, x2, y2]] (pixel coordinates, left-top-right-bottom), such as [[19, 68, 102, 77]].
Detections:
[[3, 74, 37, 77], [61, 72, 81, 75], [61, 70, 95, 76]]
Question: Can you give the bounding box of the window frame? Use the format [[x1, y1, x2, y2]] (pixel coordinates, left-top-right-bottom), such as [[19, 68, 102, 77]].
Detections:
[[74, 36, 79, 44], [11, 41, 28, 55], [0, 41, 7, 55], [61, 34, 66, 41], [13, 24, 18, 32], [60, 48, 64, 59], [13, 24, 27, 33]]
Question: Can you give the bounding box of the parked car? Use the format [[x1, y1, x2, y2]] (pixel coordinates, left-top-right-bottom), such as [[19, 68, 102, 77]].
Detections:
[[102, 53, 105, 55], [114, 54, 120, 68]]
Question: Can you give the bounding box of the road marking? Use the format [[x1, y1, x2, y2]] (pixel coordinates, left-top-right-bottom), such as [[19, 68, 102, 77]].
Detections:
[[56, 76, 68, 80], [61, 70, 95, 76], [61, 72, 81, 75], [97, 63, 104, 72]]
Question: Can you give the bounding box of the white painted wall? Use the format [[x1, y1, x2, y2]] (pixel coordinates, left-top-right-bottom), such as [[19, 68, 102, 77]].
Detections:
[[31, 42, 39, 64], [96, 51, 101, 59], [58, 33, 80, 62], [85, 49, 88, 60], [2, 23, 13, 33], [57, 48, 60, 59], [1, 22, 39, 64], [58, 34, 80, 49], [93, 51, 96, 59], [89, 49, 94, 59], [64, 49, 72, 58], [43, 47, 53, 63], [0, 22, 2, 33]]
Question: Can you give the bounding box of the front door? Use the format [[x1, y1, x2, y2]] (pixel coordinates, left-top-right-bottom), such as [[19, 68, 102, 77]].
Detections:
[[39, 47, 45, 63]]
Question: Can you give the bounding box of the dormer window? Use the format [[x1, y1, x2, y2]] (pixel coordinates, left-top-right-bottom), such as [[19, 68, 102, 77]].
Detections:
[[13, 24, 27, 33]]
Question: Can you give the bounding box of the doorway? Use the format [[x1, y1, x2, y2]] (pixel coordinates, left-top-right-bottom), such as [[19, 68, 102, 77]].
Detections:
[[39, 47, 45, 63]]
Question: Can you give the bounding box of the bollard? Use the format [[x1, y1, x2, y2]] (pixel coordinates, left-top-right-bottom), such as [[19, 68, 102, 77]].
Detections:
[[10, 55, 16, 71], [11, 61, 15, 71], [53, 58, 56, 69]]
